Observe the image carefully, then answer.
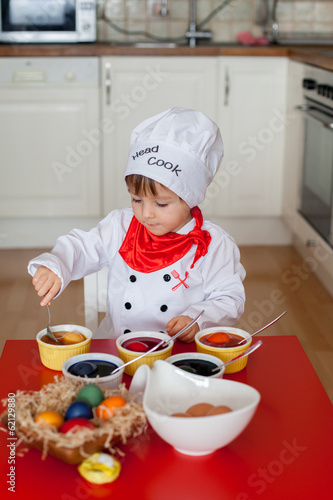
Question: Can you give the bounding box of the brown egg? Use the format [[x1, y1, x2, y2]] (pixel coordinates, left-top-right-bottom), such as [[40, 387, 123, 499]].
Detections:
[[171, 412, 191, 418], [206, 405, 232, 416], [186, 403, 214, 417]]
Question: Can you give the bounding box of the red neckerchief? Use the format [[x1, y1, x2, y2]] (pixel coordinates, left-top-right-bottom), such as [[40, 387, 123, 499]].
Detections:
[[118, 206, 211, 273]]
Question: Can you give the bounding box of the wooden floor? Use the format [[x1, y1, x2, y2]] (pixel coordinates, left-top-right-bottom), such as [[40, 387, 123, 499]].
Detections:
[[1, 246, 332, 403]]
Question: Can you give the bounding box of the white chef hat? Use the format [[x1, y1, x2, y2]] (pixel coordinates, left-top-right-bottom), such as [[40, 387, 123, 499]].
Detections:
[[125, 107, 224, 208]]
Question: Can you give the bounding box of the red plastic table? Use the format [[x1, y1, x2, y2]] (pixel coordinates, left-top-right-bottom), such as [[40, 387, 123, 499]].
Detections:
[[0, 336, 332, 500]]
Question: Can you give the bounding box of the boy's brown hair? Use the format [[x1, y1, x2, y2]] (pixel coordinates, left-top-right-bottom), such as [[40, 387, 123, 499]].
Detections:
[[125, 174, 162, 197]]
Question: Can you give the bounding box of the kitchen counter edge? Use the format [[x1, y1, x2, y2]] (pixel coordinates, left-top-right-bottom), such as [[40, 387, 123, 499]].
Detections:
[[0, 43, 332, 71]]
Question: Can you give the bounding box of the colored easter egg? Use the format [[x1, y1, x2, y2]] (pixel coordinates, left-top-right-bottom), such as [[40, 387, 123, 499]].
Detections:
[[206, 332, 231, 345], [65, 401, 93, 421], [59, 417, 95, 433], [76, 384, 104, 408], [177, 364, 197, 374], [96, 396, 126, 420], [61, 331, 86, 345], [125, 341, 149, 352], [78, 453, 121, 484], [70, 361, 97, 377], [34, 410, 64, 429]]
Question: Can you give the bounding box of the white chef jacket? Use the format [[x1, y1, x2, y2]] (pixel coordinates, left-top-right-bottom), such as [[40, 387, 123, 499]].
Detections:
[[28, 208, 245, 338]]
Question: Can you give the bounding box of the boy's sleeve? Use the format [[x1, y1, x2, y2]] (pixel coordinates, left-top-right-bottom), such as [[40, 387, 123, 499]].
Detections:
[[182, 233, 246, 329], [27, 211, 122, 296]]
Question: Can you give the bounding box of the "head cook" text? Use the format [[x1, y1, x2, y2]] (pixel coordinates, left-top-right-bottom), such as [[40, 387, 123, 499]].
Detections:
[[147, 157, 182, 176], [132, 145, 159, 160]]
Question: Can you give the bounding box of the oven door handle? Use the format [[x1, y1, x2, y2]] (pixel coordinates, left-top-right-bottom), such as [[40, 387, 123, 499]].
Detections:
[[296, 104, 333, 131]]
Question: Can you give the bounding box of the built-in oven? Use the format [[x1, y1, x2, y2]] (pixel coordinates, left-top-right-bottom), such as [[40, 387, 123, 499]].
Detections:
[[297, 65, 333, 249]]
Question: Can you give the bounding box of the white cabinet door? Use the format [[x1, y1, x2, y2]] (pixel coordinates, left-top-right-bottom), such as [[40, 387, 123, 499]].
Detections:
[[0, 84, 100, 217], [101, 56, 217, 214], [207, 57, 288, 217], [282, 60, 306, 230]]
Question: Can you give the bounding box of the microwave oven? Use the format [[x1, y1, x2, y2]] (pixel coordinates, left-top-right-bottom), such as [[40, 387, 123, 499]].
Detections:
[[0, 0, 96, 43]]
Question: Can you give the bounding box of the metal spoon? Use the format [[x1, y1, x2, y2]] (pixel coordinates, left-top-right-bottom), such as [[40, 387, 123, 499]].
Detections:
[[235, 310, 287, 346], [46, 304, 61, 344], [211, 340, 263, 373], [111, 310, 204, 376]]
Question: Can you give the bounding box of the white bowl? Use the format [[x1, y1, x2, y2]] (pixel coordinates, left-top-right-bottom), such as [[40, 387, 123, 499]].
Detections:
[[62, 353, 124, 389], [130, 360, 261, 456], [165, 352, 224, 379]]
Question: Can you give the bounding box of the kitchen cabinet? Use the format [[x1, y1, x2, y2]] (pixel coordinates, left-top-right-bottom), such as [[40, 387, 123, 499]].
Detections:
[[0, 54, 291, 247], [205, 57, 288, 218], [101, 56, 288, 225], [282, 60, 305, 229], [100, 56, 218, 214], [0, 57, 101, 219]]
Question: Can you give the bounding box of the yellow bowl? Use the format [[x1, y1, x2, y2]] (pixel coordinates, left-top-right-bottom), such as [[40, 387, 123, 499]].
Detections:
[[195, 327, 252, 374], [116, 332, 174, 376], [36, 325, 92, 371]]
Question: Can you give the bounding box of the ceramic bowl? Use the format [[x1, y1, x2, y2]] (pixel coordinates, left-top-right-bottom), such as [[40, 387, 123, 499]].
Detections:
[[195, 327, 252, 374], [36, 324, 92, 371], [116, 331, 174, 376], [165, 352, 225, 378], [130, 360, 260, 456], [62, 353, 124, 389]]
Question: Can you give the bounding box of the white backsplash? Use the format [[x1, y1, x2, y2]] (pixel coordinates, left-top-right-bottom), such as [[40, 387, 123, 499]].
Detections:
[[96, 0, 333, 43]]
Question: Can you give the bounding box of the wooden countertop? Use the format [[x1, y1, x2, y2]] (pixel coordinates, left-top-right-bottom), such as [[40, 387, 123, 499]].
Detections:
[[289, 47, 333, 71], [0, 42, 332, 71]]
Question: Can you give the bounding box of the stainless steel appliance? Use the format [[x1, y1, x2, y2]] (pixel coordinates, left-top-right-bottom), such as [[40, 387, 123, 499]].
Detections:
[[0, 0, 96, 43], [297, 65, 333, 248]]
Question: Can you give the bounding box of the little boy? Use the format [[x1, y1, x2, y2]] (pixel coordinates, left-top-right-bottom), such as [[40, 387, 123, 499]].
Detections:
[[28, 107, 245, 342]]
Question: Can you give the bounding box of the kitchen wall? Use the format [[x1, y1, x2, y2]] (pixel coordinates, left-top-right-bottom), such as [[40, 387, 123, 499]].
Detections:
[[273, 0, 333, 36], [96, 0, 333, 44]]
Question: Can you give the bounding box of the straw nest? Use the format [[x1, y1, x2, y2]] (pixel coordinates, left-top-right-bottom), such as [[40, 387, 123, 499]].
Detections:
[[1, 377, 147, 462]]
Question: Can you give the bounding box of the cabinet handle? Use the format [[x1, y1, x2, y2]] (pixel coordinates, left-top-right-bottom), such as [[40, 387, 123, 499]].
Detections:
[[224, 67, 230, 106], [105, 62, 111, 106]]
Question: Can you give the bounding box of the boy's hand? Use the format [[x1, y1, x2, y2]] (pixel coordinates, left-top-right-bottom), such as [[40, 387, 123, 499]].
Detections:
[[166, 315, 199, 343], [32, 266, 61, 306]]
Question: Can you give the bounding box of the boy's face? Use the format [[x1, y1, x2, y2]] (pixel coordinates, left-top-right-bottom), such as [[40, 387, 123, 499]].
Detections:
[[129, 183, 192, 235]]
